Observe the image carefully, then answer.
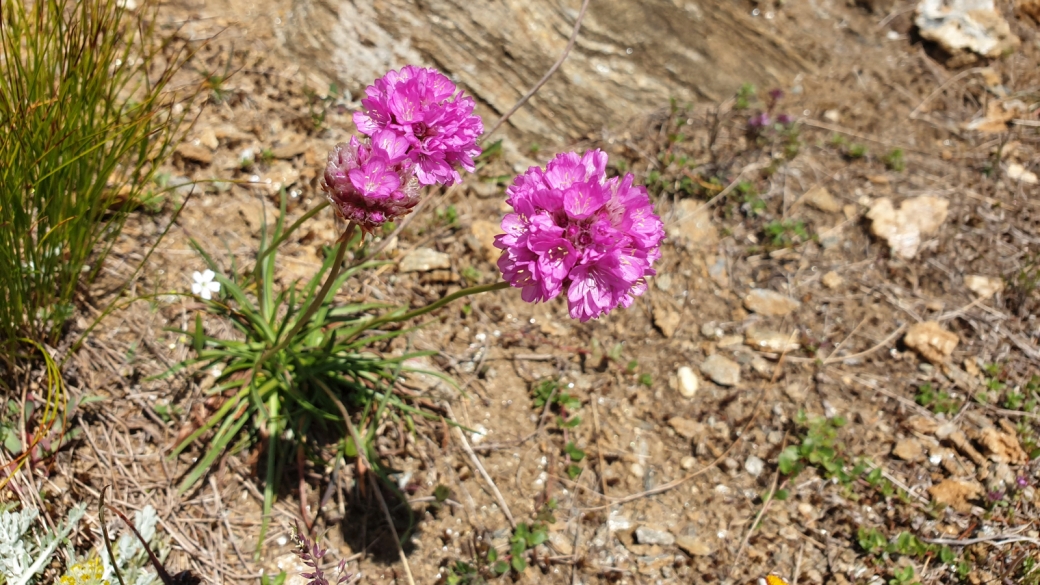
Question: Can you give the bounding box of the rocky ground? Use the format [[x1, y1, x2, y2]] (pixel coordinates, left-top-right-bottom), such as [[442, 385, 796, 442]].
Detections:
[[18, 0, 1040, 584]]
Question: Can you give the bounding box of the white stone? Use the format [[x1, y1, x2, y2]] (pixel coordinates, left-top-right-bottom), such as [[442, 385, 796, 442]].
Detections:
[[1008, 163, 1039, 184], [915, 0, 1020, 57], [867, 196, 949, 259], [745, 328, 800, 353], [677, 366, 700, 398], [399, 247, 451, 272], [822, 271, 844, 289], [965, 275, 1004, 299], [743, 289, 800, 316], [700, 354, 741, 387], [744, 455, 765, 477]]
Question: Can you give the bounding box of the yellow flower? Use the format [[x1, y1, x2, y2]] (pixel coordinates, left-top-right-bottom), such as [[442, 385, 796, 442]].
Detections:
[[59, 558, 108, 585]]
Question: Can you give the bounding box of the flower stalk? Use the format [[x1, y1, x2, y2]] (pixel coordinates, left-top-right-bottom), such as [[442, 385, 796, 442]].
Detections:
[[254, 222, 355, 373], [354, 281, 510, 339]]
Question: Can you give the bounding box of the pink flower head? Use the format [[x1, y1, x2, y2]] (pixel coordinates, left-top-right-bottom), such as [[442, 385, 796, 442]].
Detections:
[[322, 130, 420, 231], [353, 66, 483, 187], [494, 150, 665, 322]]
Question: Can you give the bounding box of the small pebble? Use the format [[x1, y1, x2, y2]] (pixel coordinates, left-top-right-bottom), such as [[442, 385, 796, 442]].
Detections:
[[677, 366, 700, 398], [630, 463, 646, 478], [744, 455, 765, 477]]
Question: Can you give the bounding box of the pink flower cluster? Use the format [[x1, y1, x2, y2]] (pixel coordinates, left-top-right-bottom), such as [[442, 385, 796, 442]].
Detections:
[[322, 131, 420, 229], [323, 66, 482, 231], [494, 150, 665, 322], [354, 66, 483, 187]]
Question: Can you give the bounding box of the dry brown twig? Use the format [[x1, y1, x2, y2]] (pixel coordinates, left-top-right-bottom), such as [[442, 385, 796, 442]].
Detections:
[[732, 432, 789, 573], [787, 323, 908, 365], [908, 67, 988, 120], [590, 391, 609, 496], [473, 384, 557, 453], [319, 384, 416, 585], [579, 394, 763, 510], [792, 541, 806, 585], [444, 402, 517, 529]]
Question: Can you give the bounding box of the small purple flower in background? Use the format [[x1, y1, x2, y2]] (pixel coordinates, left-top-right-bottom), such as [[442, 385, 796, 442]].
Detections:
[[987, 489, 1004, 502], [748, 112, 772, 129], [353, 66, 483, 187], [1016, 476, 1029, 488], [748, 87, 795, 135], [494, 149, 664, 322], [292, 524, 352, 585], [322, 130, 421, 231]]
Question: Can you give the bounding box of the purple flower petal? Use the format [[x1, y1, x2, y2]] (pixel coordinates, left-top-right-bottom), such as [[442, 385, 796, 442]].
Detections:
[[495, 149, 664, 320]]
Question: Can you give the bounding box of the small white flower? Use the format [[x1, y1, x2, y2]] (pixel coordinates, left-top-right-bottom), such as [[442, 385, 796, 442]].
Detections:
[[469, 424, 487, 445], [191, 269, 220, 300]]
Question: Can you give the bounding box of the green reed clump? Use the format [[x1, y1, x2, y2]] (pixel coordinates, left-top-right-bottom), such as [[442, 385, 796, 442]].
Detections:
[[0, 0, 195, 351]]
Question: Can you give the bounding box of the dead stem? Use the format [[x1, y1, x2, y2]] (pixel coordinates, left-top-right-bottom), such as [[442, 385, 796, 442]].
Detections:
[[319, 384, 416, 585], [444, 402, 517, 529], [580, 395, 762, 510]]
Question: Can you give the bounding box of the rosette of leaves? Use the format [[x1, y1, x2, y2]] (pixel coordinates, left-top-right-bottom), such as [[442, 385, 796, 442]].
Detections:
[[160, 194, 453, 551]]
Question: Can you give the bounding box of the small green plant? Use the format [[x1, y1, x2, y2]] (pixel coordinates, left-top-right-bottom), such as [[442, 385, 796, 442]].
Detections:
[[474, 139, 503, 169], [198, 49, 236, 104], [0, 0, 198, 347], [436, 204, 459, 227], [444, 560, 483, 585], [261, 573, 288, 585], [882, 148, 906, 172], [1019, 556, 1040, 585], [460, 266, 482, 284], [163, 193, 509, 551], [1008, 252, 1040, 316], [737, 180, 766, 217], [848, 143, 868, 159], [497, 515, 553, 575], [735, 83, 756, 110], [857, 527, 888, 555], [778, 414, 906, 500], [888, 565, 918, 585], [532, 379, 582, 431], [778, 414, 848, 479], [914, 383, 960, 415], [857, 527, 958, 585], [763, 219, 810, 248]]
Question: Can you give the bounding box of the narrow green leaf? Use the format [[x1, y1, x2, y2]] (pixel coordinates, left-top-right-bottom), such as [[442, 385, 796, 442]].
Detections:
[[193, 313, 204, 352]]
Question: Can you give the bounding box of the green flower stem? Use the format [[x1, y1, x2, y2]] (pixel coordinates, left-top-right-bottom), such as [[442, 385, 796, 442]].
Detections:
[[361, 280, 511, 334], [255, 223, 354, 370], [254, 199, 330, 268]]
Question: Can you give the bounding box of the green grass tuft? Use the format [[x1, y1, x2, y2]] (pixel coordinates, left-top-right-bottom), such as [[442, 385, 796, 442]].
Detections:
[[0, 0, 197, 349]]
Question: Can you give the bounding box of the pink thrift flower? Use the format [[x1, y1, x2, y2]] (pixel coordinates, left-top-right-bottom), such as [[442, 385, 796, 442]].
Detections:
[[494, 150, 665, 322], [322, 130, 420, 231], [353, 66, 483, 187]]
